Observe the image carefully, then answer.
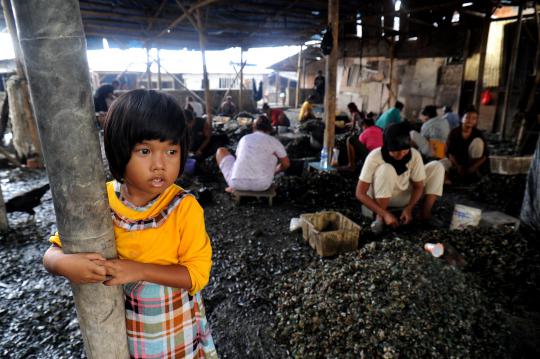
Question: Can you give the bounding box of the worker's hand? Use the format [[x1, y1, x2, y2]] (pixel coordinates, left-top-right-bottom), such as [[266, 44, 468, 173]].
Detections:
[[57, 253, 107, 284], [382, 211, 399, 228], [102, 259, 142, 286], [400, 207, 413, 225]]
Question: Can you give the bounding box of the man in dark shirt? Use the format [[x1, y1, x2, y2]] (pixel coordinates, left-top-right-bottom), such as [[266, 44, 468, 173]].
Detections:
[[441, 107, 489, 182]]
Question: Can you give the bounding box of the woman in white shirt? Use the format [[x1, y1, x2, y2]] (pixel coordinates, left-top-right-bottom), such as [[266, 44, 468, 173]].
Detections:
[[355, 122, 445, 233]]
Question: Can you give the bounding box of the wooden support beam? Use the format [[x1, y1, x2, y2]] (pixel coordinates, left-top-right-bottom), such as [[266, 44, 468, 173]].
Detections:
[[473, 9, 491, 107], [196, 9, 212, 125], [295, 45, 303, 108], [155, 0, 222, 39], [239, 48, 243, 112], [10, 0, 129, 356], [146, 47, 152, 89], [146, 0, 168, 33], [323, 0, 339, 167], [500, 4, 524, 139], [157, 48, 162, 90], [1, 0, 41, 163]]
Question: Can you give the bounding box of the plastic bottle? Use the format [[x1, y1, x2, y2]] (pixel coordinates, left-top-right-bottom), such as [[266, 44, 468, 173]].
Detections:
[[320, 147, 328, 168], [331, 147, 340, 167]]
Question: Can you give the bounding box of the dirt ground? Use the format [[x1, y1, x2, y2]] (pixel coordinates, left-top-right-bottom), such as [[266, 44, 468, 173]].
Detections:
[[0, 158, 539, 358]]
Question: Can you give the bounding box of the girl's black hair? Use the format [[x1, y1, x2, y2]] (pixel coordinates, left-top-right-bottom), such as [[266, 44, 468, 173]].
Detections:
[[104, 89, 190, 182]]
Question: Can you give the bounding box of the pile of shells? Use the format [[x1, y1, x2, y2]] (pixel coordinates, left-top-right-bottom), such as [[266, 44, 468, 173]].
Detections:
[[272, 238, 510, 358], [471, 174, 527, 216], [414, 227, 540, 312]]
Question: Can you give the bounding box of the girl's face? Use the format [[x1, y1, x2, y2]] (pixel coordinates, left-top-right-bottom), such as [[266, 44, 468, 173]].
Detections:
[[388, 148, 410, 160], [123, 139, 181, 206]]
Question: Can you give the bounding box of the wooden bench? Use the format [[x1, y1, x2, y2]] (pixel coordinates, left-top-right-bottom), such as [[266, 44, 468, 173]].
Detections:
[[231, 185, 277, 206]]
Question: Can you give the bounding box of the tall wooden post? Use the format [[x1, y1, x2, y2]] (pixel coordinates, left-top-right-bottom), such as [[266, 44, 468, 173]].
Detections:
[[157, 48, 162, 90], [500, 4, 523, 139], [239, 48, 243, 112], [1, 0, 41, 163], [197, 11, 212, 124], [473, 10, 491, 107], [295, 45, 303, 108], [146, 47, 152, 89], [387, 37, 396, 108], [10, 0, 129, 357], [275, 71, 281, 104], [457, 29, 471, 113], [323, 0, 339, 166]]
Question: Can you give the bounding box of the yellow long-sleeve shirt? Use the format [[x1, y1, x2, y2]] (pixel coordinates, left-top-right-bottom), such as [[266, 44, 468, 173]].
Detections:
[[50, 182, 212, 295]]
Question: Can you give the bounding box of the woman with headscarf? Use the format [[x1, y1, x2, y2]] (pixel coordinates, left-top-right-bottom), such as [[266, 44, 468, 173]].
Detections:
[[355, 122, 445, 233]]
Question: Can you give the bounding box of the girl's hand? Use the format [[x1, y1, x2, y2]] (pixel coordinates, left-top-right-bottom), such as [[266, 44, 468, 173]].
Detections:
[[102, 259, 142, 286], [58, 253, 107, 284]]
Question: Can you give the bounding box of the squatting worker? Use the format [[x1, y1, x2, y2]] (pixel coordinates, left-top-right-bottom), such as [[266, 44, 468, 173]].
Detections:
[[355, 122, 445, 234], [216, 115, 290, 192]]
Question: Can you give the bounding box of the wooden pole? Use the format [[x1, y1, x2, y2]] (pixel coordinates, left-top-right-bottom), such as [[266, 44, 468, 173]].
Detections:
[[302, 55, 307, 97], [387, 37, 396, 108], [239, 48, 243, 112], [157, 48, 162, 90], [10, 0, 129, 357], [323, 0, 339, 166], [473, 10, 491, 108], [457, 29, 471, 114], [275, 71, 281, 105], [196, 10, 212, 124], [295, 45, 303, 108], [500, 4, 523, 139], [146, 47, 152, 89], [1, 0, 41, 163]]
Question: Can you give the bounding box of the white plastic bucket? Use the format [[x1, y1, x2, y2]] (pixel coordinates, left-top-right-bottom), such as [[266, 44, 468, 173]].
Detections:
[[450, 204, 482, 230]]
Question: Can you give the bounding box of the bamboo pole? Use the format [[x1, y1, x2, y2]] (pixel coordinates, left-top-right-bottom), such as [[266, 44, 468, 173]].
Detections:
[[275, 71, 280, 105], [239, 48, 243, 112], [1, 0, 41, 163], [10, 0, 129, 357], [157, 48, 162, 90], [323, 0, 339, 167], [500, 4, 523, 139], [146, 47, 152, 89], [295, 45, 303, 108], [196, 10, 212, 125]]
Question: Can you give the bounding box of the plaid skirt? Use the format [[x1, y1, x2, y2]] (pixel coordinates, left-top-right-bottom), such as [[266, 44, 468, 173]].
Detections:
[[124, 281, 217, 359]]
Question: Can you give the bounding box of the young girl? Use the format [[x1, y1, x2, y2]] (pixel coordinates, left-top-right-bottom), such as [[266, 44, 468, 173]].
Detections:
[[43, 89, 217, 358]]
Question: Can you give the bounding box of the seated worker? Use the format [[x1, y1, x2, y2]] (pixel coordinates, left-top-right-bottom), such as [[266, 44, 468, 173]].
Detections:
[[186, 110, 229, 161], [355, 122, 445, 234], [299, 95, 316, 122], [263, 103, 290, 127], [94, 81, 119, 113], [94, 80, 119, 128], [346, 102, 363, 133], [344, 117, 383, 171], [443, 105, 460, 130], [216, 115, 289, 192], [441, 106, 489, 182], [220, 96, 237, 116], [185, 110, 212, 160], [375, 100, 404, 129], [410, 105, 450, 159], [185, 96, 204, 117]]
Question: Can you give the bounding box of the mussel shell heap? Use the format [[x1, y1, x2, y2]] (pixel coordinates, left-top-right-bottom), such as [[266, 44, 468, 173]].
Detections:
[[272, 238, 509, 358]]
